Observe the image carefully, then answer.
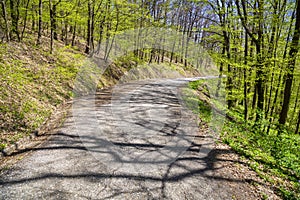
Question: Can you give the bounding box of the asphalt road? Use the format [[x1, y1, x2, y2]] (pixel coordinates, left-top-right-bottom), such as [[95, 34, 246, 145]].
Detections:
[[0, 78, 237, 200]]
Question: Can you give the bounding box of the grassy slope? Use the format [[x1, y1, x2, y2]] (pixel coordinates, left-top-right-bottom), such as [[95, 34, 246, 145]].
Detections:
[[186, 80, 300, 200], [0, 38, 85, 149]]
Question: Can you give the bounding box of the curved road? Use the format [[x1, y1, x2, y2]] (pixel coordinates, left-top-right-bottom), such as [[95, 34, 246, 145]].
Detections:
[[0, 78, 240, 199]]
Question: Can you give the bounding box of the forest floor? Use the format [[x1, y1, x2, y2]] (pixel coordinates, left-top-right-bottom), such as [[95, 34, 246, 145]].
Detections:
[[0, 78, 281, 199]]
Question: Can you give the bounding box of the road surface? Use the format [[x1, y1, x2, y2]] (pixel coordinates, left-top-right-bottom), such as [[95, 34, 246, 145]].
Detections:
[[0, 78, 245, 199]]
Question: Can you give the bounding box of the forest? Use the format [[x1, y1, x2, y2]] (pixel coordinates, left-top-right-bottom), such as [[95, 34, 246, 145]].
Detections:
[[1, 0, 299, 132], [0, 0, 299, 198]]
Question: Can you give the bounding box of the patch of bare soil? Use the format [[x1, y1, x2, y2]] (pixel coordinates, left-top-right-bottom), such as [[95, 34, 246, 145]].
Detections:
[[208, 141, 281, 199]]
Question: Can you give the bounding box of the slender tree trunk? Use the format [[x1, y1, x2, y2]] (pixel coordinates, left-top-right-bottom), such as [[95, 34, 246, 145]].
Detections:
[[279, 0, 300, 125], [255, 0, 265, 119], [295, 111, 300, 134], [265, 0, 279, 119], [49, 0, 54, 54], [104, 0, 111, 60], [31, 6, 35, 32], [71, 0, 80, 47], [37, 0, 42, 45], [60, 20, 64, 41], [64, 20, 68, 45], [266, 71, 275, 117], [216, 46, 225, 97], [52, 4, 58, 40], [292, 84, 300, 121], [90, 1, 95, 52], [9, 0, 20, 41], [244, 29, 248, 120], [105, 4, 119, 61], [21, 0, 30, 41], [96, 22, 104, 53], [0, 0, 10, 42], [85, 0, 91, 54], [225, 32, 233, 109], [71, 22, 76, 46]]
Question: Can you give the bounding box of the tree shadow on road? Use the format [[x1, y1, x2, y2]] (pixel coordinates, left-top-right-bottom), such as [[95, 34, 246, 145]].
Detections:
[[0, 81, 266, 199], [0, 130, 264, 199]]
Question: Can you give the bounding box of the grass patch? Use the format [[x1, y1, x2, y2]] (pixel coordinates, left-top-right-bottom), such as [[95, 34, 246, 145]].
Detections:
[[0, 41, 85, 148]]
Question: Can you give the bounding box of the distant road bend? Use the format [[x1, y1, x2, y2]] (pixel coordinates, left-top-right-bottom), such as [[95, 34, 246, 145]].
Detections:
[[0, 77, 243, 200]]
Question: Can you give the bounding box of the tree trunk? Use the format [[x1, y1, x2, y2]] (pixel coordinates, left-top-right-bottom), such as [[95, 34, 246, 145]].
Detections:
[[216, 46, 225, 97], [279, 0, 300, 125], [53, 4, 58, 40], [21, 0, 30, 41], [295, 111, 300, 134], [71, 22, 76, 46], [9, 0, 20, 41], [49, 0, 54, 54], [90, 1, 95, 52], [255, 0, 265, 119], [0, 0, 10, 42], [292, 84, 300, 121], [85, 0, 91, 54], [31, 5, 35, 32], [244, 29, 248, 121], [37, 0, 42, 45], [225, 32, 233, 109], [64, 20, 68, 45]]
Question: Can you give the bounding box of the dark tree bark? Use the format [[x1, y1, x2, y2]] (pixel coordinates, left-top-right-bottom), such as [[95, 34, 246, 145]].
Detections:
[[52, 3, 58, 40], [64, 20, 68, 45], [292, 85, 300, 121], [71, 22, 76, 46], [31, 4, 35, 31], [37, 0, 42, 45], [9, 0, 20, 41], [0, 0, 10, 42], [279, 0, 300, 125], [90, 1, 95, 52], [216, 46, 225, 97], [21, 0, 31, 40], [49, 0, 54, 53], [255, 0, 265, 116], [244, 28, 248, 120], [85, 0, 92, 54], [296, 111, 300, 134]]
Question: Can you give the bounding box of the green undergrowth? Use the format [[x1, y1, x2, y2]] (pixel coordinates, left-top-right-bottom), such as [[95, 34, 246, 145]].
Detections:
[[0, 42, 86, 149], [187, 80, 300, 200], [100, 52, 197, 86]]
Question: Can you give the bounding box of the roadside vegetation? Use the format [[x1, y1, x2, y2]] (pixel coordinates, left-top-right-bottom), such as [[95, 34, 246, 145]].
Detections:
[[187, 80, 300, 200], [0, 38, 84, 149]]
